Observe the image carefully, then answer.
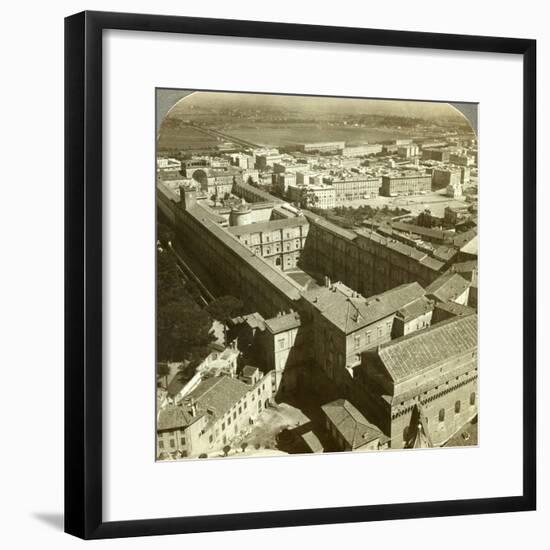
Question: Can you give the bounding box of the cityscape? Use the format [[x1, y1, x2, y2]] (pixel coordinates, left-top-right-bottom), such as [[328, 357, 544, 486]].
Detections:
[[156, 90, 478, 461]]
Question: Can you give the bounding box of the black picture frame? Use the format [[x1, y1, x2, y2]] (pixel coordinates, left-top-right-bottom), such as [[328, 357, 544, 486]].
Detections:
[[65, 10, 537, 540]]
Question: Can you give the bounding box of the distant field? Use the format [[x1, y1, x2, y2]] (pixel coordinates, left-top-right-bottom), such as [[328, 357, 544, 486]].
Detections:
[[157, 125, 219, 151], [215, 123, 413, 147]]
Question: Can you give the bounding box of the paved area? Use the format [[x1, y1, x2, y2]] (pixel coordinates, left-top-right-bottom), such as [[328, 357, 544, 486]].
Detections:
[[339, 189, 471, 218], [444, 416, 478, 447]]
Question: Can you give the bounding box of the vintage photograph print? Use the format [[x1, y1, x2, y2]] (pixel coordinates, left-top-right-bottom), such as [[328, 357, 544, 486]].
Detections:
[[156, 90, 478, 461]]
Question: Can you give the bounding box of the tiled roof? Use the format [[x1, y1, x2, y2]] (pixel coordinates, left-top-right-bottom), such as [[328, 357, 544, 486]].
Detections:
[[264, 311, 301, 333], [304, 282, 425, 334], [157, 405, 193, 431], [426, 272, 470, 303], [184, 375, 250, 418], [434, 301, 476, 318], [397, 296, 434, 321], [377, 314, 478, 383], [321, 399, 384, 449]]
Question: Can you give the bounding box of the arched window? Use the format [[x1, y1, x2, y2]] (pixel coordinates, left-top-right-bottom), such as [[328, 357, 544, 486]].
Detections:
[[275, 257, 281, 267]]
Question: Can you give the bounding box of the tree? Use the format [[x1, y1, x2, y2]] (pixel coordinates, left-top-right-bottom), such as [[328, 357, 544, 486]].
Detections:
[[157, 248, 215, 363], [157, 363, 171, 387], [222, 445, 231, 457], [198, 453, 208, 459], [206, 295, 244, 324], [240, 442, 248, 453], [157, 223, 174, 248]]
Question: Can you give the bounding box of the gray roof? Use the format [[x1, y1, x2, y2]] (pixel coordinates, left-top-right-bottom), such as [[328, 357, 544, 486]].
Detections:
[[157, 405, 194, 431], [321, 399, 384, 449], [304, 282, 425, 334], [184, 375, 250, 418], [377, 314, 478, 383], [426, 272, 470, 302], [264, 311, 302, 334]]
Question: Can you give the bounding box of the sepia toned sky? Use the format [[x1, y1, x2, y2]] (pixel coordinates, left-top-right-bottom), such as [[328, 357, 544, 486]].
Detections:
[[156, 89, 477, 134]]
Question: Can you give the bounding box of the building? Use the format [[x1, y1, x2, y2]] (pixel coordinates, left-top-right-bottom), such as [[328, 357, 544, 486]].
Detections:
[[303, 280, 433, 393], [380, 173, 432, 196], [321, 399, 388, 452], [297, 141, 345, 154], [446, 180, 463, 198], [328, 176, 382, 203], [287, 182, 336, 209], [300, 213, 446, 298], [444, 205, 470, 225], [397, 144, 420, 158], [342, 144, 383, 157], [227, 217, 309, 271], [432, 167, 462, 190], [156, 372, 276, 458], [156, 157, 182, 180], [425, 272, 470, 305], [358, 314, 478, 448], [422, 148, 451, 162]]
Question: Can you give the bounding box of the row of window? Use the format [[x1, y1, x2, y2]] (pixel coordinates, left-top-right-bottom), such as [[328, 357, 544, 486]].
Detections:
[[353, 321, 393, 349], [158, 436, 185, 449]]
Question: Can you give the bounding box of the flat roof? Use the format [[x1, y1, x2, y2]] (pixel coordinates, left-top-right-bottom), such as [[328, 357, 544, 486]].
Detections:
[[227, 216, 308, 236]]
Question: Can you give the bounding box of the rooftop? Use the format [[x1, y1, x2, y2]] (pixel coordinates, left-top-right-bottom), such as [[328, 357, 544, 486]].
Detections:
[[304, 281, 425, 334], [425, 272, 470, 303], [227, 216, 308, 236], [157, 405, 194, 431], [376, 314, 478, 383], [321, 399, 385, 449], [184, 375, 251, 419], [264, 311, 302, 334]]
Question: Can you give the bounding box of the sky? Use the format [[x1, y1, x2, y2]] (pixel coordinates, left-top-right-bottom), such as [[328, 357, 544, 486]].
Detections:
[[165, 90, 471, 121]]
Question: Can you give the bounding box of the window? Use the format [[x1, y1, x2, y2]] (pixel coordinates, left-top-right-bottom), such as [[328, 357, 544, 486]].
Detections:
[[257, 388, 261, 395], [438, 409, 445, 422], [377, 326, 382, 338], [181, 437, 186, 445], [366, 331, 371, 344], [244, 401, 248, 409], [233, 411, 236, 420], [238, 406, 242, 414], [159, 440, 164, 449], [354, 334, 361, 349], [221, 422, 225, 431], [278, 338, 285, 350], [470, 392, 476, 406], [228, 416, 231, 425], [170, 439, 175, 448], [209, 434, 213, 443], [455, 400, 461, 414], [262, 383, 265, 390]]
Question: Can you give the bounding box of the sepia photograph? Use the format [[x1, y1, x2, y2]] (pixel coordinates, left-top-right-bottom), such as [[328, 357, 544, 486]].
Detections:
[[155, 90, 479, 461]]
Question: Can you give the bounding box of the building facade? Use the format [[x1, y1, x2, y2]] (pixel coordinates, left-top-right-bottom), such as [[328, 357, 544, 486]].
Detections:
[[380, 173, 432, 196]]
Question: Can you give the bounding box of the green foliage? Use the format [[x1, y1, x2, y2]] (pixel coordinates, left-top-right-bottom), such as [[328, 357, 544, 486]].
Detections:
[[157, 223, 174, 247], [206, 295, 244, 323], [223, 445, 231, 457], [157, 245, 215, 363]]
